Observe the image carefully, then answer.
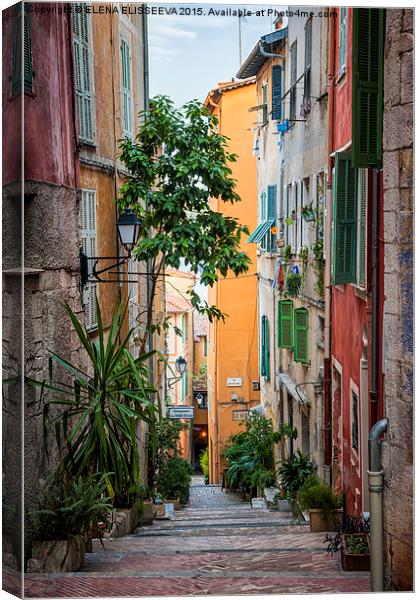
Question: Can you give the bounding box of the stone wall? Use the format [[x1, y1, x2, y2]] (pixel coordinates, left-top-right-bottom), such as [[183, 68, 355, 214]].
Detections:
[[2, 180, 87, 564], [382, 8, 413, 591]]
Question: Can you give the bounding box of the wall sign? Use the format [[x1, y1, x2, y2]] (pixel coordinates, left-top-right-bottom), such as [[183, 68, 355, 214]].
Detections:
[[168, 406, 194, 420], [232, 410, 249, 421], [226, 377, 243, 387]]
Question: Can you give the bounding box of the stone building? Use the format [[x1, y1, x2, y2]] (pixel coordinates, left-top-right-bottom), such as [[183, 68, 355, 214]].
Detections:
[[2, 1, 155, 566], [381, 8, 413, 591]]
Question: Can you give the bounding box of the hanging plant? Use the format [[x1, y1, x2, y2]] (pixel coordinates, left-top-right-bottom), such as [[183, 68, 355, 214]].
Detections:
[[285, 217, 293, 226], [284, 244, 292, 260], [301, 204, 316, 222], [299, 246, 309, 272], [312, 238, 325, 298], [285, 271, 303, 297]]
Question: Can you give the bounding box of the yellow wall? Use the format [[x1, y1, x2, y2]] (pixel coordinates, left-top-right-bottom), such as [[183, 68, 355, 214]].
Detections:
[[206, 81, 260, 484]]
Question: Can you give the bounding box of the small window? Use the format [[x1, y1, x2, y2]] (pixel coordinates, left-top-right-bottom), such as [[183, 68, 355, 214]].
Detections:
[[278, 300, 293, 349], [271, 65, 283, 121], [339, 8, 348, 75], [294, 308, 309, 364], [351, 390, 359, 453], [120, 37, 133, 138]]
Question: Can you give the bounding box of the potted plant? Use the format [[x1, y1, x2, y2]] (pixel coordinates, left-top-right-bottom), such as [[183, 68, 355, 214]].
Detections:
[[341, 533, 370, 571], [297, 475, 343, 532], [301, 204, 316, 221], [285, 271, 303, 297], [199, 448, 210, 484], [278, 450, 315, 516], [284, 244, 292, 260], [157, 457, 193, 508], [29, 473, 113, 573]]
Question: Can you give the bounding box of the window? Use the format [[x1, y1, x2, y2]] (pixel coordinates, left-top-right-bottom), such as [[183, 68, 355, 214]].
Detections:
[[246, 190, 275, 248], [332, 152, 358, 285], [12, 5, 32, 95], [289, 42, 297, 120], [265, 185, 277, 252], [304, 19, 312, 100], [181, 369, 188, 401], [285, 185, 291, 247], [351, 389, 359, 453], [339, 8, 348, 75], [80, 190, 98, 331], [262, 82, 268, 124], [278, 300, 293, 349], [120, 37, 133, 138], [301, 179, 310, 249], [352, 8, 385, 167], [291, 183, 298, 254], [203, 335, 207, 357], [294, 308, 309, 363], [260, 316, 270, 380], [73, 5, 95, 143], [271, 65, 283, 120], [316, 172, 325, 244], [182, 313, 188, 342]]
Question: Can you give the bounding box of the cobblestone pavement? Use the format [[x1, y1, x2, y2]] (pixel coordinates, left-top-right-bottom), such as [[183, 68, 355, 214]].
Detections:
[[15, 481, 371, 597]]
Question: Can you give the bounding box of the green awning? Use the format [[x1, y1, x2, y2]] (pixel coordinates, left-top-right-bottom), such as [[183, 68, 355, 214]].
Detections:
[[246, 219, 275, 243]]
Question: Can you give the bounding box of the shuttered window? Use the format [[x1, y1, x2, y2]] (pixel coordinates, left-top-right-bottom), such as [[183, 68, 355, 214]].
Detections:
[[332, 152, 358, 285], [12, 6, 32, 95], [304, 19, 312, 99], [294, 308, 309, 363], [73, 5, 95, 144], [260, 316, 270, 380], [289, 42, 297, 120], [271, 65, 282, 121], [357, 169, 367, 287], [339, 8, 348, 75], [120, 38, 133, 138], [266, 185, 277, 252], [278, 300, 293, 349], [352, 8, 385, 168], [80, 190, 98, 331]]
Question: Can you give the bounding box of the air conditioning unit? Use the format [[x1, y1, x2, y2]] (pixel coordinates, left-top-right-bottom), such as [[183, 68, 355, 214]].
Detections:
[[252, 380, 260, 391]]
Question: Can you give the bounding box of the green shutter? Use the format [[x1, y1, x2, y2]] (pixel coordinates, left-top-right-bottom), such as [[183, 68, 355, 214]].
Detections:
[[294, 308, 308, 363], [272, 65, 282, 120], [260, 316, 270, 380], [332, 152, 358, 284], [358, 169, 367, 286], [278, 300, 293, 349], [12, 7, 32, 95], [352, 8, 385, 167]]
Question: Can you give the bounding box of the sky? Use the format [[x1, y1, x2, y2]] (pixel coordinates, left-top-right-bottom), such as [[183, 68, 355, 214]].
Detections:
[[149, 3, 287, 106]]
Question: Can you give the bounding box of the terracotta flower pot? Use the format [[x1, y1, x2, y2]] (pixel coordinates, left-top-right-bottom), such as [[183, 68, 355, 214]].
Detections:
[[141, 500, 156, 525]]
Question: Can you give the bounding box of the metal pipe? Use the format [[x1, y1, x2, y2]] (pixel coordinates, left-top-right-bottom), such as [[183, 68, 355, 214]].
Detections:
[[258, 42, 284, 61], [368, 418, 388, 592]]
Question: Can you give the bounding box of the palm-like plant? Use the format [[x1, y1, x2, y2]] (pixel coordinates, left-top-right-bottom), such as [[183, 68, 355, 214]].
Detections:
[[278, 449, 315, 501], [27, 298, 157, 506]]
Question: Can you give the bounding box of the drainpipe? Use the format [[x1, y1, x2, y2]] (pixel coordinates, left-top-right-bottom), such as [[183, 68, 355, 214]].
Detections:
[[369, 169, 380, 425], [368, 418, 388, 591], [323, 9, 336, 485]]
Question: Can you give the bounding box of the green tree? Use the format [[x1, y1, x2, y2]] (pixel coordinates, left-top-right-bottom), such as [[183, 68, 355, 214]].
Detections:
[[117, 95, 251, 350]]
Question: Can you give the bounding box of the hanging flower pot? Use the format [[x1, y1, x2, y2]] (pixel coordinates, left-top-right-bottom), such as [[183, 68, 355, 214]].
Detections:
[[301, 205, 316, 222], [271, 226, 278, 235], [276, 238, 285, 248], [285, 217, 293, 226]]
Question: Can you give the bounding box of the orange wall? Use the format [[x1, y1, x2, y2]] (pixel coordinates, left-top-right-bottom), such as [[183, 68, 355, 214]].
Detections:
[[206, 81, 260, 483]]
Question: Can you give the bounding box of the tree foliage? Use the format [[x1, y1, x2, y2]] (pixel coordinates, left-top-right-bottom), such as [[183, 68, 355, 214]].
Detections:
[[117, 95, 251, 344]]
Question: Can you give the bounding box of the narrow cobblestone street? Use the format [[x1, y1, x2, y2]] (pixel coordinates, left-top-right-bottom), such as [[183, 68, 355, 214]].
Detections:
[[21, 478, 370, 597]]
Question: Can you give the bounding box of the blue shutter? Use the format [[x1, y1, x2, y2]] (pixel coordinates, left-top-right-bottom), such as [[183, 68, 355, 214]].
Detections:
[[271, 65, 282, 120]]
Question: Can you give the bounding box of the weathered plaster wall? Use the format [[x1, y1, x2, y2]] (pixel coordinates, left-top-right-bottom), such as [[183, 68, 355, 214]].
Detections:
[[381, 8, 413, 591]]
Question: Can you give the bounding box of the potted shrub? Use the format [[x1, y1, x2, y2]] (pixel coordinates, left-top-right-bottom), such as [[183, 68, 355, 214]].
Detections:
[[278, 450, 315, 517], [341, 533, 370, 571], [297, 475, 343, 532], [30, 474, 112, 573], [157, 457, 193, 508], [199, 448, 210, 484]]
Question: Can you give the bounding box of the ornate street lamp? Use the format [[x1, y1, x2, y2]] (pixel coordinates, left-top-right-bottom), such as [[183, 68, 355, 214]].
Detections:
[[167, 356, 187, 388], [80, 209, 141, 287]]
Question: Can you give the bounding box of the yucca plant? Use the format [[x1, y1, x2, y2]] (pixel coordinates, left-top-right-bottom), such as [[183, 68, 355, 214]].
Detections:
[[27, 298, 157, 507]]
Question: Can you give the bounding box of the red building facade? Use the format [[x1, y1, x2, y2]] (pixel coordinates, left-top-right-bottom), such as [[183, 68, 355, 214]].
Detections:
[[328, 7, 385, 515]]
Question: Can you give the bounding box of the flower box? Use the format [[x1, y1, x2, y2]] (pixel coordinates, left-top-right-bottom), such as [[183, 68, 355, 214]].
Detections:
[[341, 533, 371, 571], [309, 508, 343, 532], [31, 536, 85, 573]]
